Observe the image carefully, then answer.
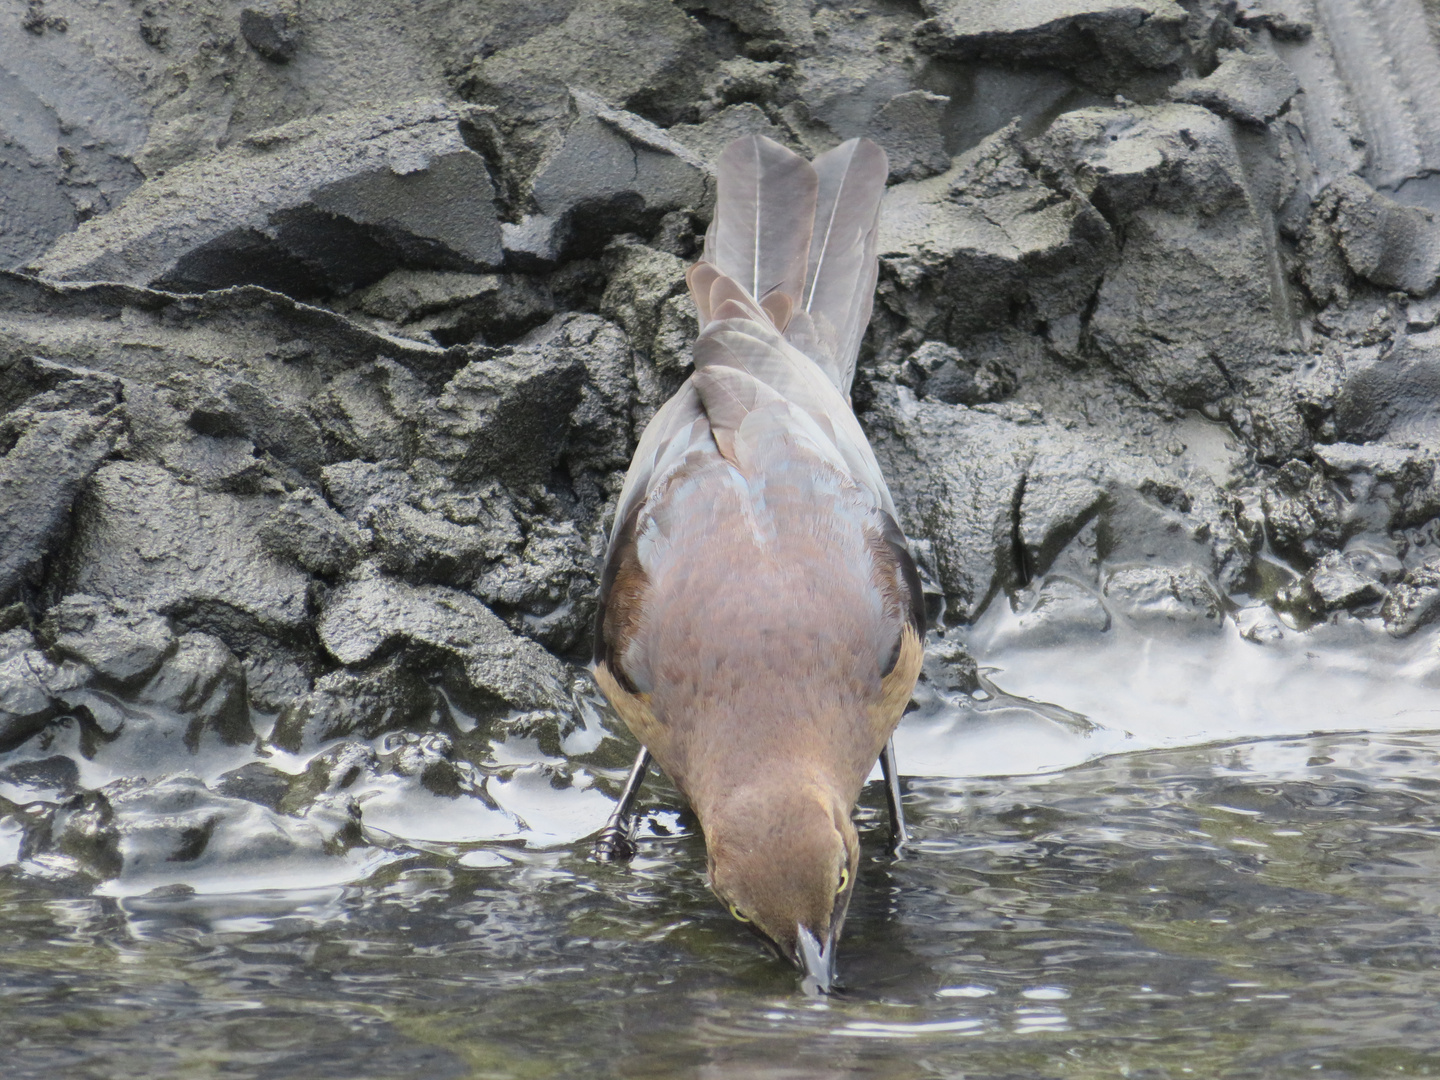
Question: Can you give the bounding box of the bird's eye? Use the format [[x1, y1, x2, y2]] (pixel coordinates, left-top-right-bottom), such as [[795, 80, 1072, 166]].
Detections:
[[836, 867, 850, 895], [728, 903, 751, 923]]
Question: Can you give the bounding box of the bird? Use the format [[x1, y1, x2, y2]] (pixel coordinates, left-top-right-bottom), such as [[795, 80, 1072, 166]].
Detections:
[[590, 133, 925, 994]]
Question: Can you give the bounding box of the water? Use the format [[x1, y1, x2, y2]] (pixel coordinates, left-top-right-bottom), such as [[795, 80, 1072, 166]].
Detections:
[[4, 734, 1440, 1078], [3, 590, 1440, 1076], [6, 720, 1440, 1073]]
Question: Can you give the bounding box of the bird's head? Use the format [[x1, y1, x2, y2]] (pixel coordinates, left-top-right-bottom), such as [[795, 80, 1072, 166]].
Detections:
[[703, 780, 860, 994]]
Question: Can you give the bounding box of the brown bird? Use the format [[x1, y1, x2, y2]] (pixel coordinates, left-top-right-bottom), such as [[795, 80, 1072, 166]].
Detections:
[[591, 134, 925, 993]]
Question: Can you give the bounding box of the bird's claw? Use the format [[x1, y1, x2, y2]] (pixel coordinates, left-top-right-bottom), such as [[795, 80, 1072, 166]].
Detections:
[[594, 823, 637, 863], [888, 822, 910, 860]]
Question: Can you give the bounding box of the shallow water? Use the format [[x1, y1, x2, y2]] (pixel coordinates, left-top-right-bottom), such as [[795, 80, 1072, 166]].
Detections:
[[8, 717, 1440, 1076]]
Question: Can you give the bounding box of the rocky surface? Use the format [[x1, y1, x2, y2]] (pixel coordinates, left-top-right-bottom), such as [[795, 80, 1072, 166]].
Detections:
[[1, 0, 1438, 892], [32, 100, 506, 294]]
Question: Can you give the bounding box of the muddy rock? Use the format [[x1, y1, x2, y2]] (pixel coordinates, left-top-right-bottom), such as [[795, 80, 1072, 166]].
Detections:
[[878, 125, 1114, 344], [672, 104, 790, 163], [1319, 177, 1440, 298], [1038, 103, 1290, 405], [1174, 50, 1301, 126], [1313, 442, 1440, 534], [351, 270, 555, 347], [544, 314, 638, 486], [498, 92, 711, 265], [914, 0, 1190, 83], [686, 0, 813, 46], [31, 101, 503, 296], [136, 632, 254, 748], [1098, 478, 1254, 594], [239, 5, 299, 63], [272, 656, 438, 752], [1017, 451, 1110, 582], [280, 741, 384, 813], [864, 381, 1251, 619], [1381, 557, 1440, 638], [364, 498, 495, 589], [379, 731, 478, 799], [1333, 327, 1440, 445], [458, 1, 711, 127], [1236, 602, 1286, 645], [919, 636, 981, 696], [39, 594, 176, 687], [320, 460, 522, 589], [316, 572, 567, 712], [421, 319, 598, 487], [599, 242, 689, 359], [1303, 550, 1390, 614], [0, 754, 81, 803], [0, 628, 86, 753], [1261, 460, 1346, 563], [61, 462, 311, 643], [473, 518, 597, 646], [1103, 564, 1225, 627], [786, 4, 923, 148], [42, 790, 123, 880], [867, 91, 951, 183], [866, 387, 1033, 619], [903, 341, 1019, 406], [0, 16, 146, 268], [0, 278, 469, 473], [213, 762, 292, 812], [259, 489, 368, 579], [995, 576, 1112, 648], [0, 408, 120, 603], [599, 241, 693, 427], [354, 270, 502, 323], [309, 359, 428, 467]]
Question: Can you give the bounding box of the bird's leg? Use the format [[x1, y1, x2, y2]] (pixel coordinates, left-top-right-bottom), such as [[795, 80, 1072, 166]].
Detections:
[[880, 738, 909, 856], [594, 746, 652, 863]]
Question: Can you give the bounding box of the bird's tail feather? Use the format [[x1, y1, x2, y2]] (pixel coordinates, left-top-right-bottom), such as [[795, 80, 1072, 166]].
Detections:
[[702, 135, 817, 318], [692, 134, 887, 398], [796, 139, 887, 396]]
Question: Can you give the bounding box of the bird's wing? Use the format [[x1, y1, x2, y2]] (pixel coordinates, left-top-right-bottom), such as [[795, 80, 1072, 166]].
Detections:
[[605, 377, 713, 551], [593, 374, 718, 706]]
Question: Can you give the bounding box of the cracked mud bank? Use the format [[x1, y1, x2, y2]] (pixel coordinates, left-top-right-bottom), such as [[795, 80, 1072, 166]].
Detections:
[[1, 0, 1439, 894]]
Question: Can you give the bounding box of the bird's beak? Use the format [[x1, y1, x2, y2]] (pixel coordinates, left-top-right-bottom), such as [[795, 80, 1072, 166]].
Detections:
[[796, 925, 835, 996]]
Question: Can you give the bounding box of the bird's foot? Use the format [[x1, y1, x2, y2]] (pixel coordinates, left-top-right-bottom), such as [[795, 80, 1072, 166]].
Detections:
[[594, 823, 637, 863], [887, 820, 910, 860]]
